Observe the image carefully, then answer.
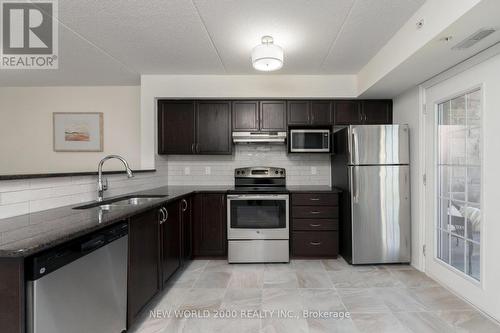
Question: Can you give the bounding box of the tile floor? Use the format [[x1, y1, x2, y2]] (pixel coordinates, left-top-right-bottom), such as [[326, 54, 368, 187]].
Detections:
[[130, 258, 500, 333]]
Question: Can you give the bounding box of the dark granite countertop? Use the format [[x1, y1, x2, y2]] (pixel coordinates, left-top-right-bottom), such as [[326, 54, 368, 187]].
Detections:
[[287, 185, 341, 193], [0, 184, 340, 258]]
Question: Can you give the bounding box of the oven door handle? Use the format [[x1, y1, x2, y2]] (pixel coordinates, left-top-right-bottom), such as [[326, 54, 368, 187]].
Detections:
[[227, 194, 289, 200]]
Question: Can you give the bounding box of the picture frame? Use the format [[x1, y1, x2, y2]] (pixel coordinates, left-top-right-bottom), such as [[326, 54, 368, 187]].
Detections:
[[53, 112, 103, 152]]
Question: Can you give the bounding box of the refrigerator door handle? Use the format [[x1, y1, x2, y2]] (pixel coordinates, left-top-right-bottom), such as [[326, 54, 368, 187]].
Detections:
[[351, 132, 357, 164], [352, 167, 359, 203]]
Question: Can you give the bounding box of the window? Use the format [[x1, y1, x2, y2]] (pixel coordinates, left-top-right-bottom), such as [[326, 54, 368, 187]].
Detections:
[[436, 89, 481, 281]]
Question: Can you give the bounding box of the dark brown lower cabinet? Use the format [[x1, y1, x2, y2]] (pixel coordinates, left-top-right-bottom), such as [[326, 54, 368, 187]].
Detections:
[[181, 197, 193, 263], [161, 201, 182, 285], [0, 258, 24, 333], [128, 208, 161, 327], [292, 231, 338, 257], [291, 192, 339, 258], [193, 193, 227, 257]]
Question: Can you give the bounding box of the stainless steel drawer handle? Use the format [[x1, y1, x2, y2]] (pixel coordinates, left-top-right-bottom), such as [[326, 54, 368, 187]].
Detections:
[[310, 198, 320, 201], [310, 241, 322, 246], [310, 211, 321, 214], [309, 224, 321, 227]]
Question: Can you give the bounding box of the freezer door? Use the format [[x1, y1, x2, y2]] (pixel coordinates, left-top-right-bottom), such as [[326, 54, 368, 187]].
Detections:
[[348, 125, 409, 165], [349, 165, 411, 264]]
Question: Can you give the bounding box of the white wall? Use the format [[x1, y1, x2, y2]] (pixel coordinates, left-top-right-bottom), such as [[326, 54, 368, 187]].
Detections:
[[140, 74, 357, 169], [393, 86, 423, 270], [167, 145, 330, 186], [0, 86, 142, 174]]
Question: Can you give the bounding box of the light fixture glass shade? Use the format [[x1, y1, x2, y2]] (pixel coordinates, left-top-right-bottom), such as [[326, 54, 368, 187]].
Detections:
[[252, 36, 283, 71]]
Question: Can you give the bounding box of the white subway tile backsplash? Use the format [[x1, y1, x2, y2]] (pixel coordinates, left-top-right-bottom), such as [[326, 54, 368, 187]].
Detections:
[[0, 158, 169, 218], [0, 202, 30, 219], [0, 147, 330, 219], [166, 145, 330, 186]]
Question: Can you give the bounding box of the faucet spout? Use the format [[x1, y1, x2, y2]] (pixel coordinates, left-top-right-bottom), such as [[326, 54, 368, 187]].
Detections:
[[97, 155, 134, 202]]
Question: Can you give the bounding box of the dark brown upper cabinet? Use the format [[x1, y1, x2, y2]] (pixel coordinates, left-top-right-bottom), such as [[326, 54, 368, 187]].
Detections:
[[232, 100, 286, 132], [158, 101, 196, 154], [287, 101, 332, 126], [333, 100, 362, 125], [334, 100, 392, 125], [311, 101, 333, 125], [196, 101, 232, 154], [361, 100, 393, 124], [158, 100, 231, 155], [260, 101, 287, 131], [232, 101, 259, 131]]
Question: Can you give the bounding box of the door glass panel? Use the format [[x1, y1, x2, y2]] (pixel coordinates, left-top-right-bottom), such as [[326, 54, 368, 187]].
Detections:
[[230, 200, 286, 229], [437, 230, 450, 263], [437, 89, 481, 281], [465, 203, 481, 242], [466, 241, 480, 281], [450, 235, 465, 272]]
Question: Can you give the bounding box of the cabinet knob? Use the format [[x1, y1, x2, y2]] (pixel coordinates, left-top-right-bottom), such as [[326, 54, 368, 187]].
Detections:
[[309, 223, 321, 227], [310, 241, 322, 246]]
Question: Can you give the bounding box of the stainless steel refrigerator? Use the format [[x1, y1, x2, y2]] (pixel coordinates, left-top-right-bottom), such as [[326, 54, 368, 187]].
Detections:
[[332, 125, 410, 264]]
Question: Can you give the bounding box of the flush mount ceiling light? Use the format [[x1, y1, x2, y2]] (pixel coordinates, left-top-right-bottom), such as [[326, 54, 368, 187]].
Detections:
[[251, 36, 284, 71]]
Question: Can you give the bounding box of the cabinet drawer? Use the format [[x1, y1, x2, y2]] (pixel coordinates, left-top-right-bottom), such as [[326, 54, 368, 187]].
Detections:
[[292, 193, 338, 206], [292, 231, 338, 257], [293, 219, 338, 231], [292, 206, 338, 219]]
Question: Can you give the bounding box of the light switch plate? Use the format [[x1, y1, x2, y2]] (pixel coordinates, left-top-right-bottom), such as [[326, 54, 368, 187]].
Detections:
[[311, 167, 317, 175], [184, 167, 190, 175], [205, 166, 211, 175]]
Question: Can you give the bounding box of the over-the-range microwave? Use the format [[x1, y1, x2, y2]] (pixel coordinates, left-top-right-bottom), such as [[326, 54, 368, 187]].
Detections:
[[289, 129, 330, 153]]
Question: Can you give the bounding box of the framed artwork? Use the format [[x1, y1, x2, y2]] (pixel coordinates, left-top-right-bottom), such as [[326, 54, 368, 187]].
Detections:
[[53, 112, 103, 152]]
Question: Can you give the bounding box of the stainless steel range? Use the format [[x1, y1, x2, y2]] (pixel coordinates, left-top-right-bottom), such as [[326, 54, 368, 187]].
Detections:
[[227, 167, 289, 263]]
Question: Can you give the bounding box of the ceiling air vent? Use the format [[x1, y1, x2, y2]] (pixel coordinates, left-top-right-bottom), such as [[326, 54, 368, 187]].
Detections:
[[452, 28, 496, 50]]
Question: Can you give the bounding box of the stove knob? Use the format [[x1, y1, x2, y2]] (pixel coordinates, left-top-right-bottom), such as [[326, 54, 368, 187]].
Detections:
[[280, 170, 284, 175], [236, 171, 240, 175], [275, 170, 278, 174]]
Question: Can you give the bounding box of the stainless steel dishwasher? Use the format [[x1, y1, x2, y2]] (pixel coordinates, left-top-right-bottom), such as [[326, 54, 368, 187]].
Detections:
[[26, 222, 128, 333]]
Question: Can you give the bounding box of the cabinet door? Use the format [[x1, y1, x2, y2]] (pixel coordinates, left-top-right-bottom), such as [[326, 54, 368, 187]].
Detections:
[[158, 101, 196, 154], [196, 101, 232, 154], [193, 193, 227, 257], [311, 101, 333, 125], [333, 100, 362, 125], [232, 101, 259, 131], [128, 209, 160, 326], [260, 101, 287, 131], [287, 101, 310, 125], [161, 202, 181, 285], [181, 197, 192, 263], [361, 100, 392, 124]]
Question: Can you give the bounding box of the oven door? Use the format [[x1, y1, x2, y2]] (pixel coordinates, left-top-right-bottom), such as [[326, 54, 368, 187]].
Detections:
[[290, 129, 330, 152], [227, 194, 289, 240]]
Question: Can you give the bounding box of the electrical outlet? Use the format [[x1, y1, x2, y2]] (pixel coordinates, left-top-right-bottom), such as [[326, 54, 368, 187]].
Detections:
[[311, 167, 317, 175], [184, 167, 190, 175], [205, 166, 211, 175]]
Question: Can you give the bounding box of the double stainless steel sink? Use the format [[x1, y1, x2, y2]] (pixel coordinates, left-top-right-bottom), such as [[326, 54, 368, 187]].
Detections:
[[73, 194, 168, 210]]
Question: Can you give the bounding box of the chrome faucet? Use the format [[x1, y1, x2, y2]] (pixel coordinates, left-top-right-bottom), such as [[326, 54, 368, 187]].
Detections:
[[97, 155, 134, 201]]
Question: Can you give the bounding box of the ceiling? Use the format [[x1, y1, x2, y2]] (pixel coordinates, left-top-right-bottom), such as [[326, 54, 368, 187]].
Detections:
[[0, 0, 425, 86]]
